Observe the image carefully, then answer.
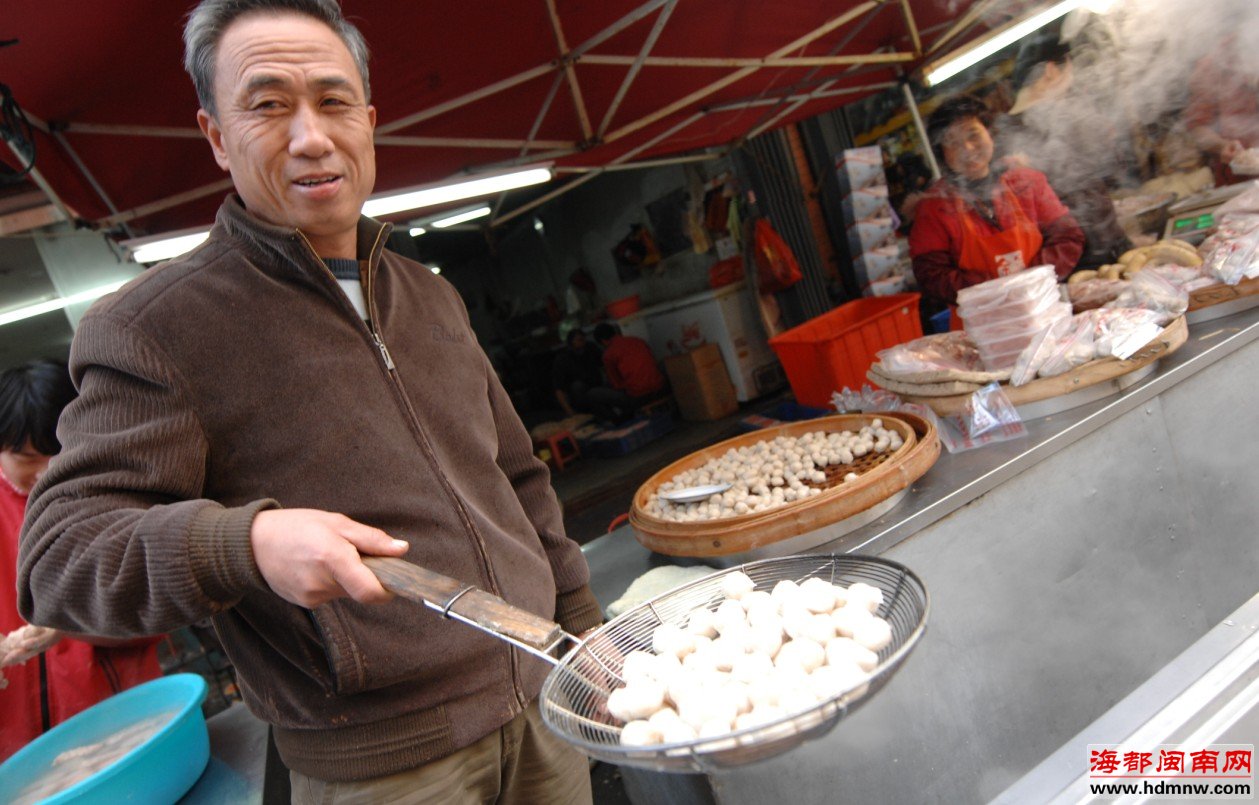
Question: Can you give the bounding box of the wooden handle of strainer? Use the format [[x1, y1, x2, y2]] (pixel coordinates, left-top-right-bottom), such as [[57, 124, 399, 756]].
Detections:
[[364, 556, 564, 652]]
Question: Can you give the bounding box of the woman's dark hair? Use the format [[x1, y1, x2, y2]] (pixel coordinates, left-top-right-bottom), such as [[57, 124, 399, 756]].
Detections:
[[925, 94, 993, 170], [0, 360, 77, 455], [1012, 34, 1071, 92], [592, 323, 617, 343]]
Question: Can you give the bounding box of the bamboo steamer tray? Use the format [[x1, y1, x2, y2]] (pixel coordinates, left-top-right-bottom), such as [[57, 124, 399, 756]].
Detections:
[[630, 413, 940, 557], [1186, 276, 1259, 323], [893, 315, 1188, 418]]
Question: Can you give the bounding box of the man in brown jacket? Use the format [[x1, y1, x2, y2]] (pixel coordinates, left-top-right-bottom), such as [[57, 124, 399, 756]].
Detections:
[[18, 1, 600, 801]]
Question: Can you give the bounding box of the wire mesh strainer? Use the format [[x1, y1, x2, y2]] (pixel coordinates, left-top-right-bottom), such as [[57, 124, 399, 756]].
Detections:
[[539, 554, 928, 773]]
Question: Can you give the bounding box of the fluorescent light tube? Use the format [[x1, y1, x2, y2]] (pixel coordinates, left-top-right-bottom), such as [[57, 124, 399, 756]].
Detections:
[[123, 167, 549, 265], [409, 226, 427, 237], [130, 231, 211, 264], [0, 280, 130, 328], [924, 0, 1083, 87], [429, 206, 492, 229], [361, 167, 551, 218]]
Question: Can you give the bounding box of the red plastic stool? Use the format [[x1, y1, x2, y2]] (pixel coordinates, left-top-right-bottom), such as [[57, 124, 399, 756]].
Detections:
[[536, 430, 581, 472]]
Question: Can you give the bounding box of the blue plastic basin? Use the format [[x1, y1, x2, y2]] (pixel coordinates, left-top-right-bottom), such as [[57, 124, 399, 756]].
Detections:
[[0, 673, 209, 804]]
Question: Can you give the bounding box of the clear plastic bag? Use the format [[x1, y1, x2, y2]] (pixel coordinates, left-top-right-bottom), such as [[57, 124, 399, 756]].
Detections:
[[1038, 313, 1099, 378], [1201, 213, 1259, 286], [952, 382, 1027, 450], [1009, 317, 1072, 386], [830, 383, 1026, 454], [956, 265, 1057, 316], [1066, 278, 1125, 312], [1091, 308, 1162, 358], [1104, 269, 1188, 325], [873, 332, 986, 377]]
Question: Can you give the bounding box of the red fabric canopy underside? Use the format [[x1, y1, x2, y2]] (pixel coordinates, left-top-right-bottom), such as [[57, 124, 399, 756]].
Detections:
[[0, 0, 1009, 234]]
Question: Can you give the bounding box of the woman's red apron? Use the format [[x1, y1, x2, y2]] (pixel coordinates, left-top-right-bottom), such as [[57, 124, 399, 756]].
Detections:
[[949, 177, 1043, 331]]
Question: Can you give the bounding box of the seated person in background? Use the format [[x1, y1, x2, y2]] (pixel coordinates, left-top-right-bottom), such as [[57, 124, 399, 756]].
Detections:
[[909, 94, 1085, 326], [593, 323, 666, 405], [1184, 31, 1259, 186], [999, 34, 1132, 268], [551, 329, 630, 423], [1, 361, 163, 762]]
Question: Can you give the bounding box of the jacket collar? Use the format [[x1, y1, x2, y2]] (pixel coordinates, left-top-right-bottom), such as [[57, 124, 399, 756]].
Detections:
[[213, 194, 393, 270]]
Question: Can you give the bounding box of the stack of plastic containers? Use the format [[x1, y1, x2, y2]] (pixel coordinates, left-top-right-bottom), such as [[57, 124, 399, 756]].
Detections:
[[956, 266, 1072, 372]]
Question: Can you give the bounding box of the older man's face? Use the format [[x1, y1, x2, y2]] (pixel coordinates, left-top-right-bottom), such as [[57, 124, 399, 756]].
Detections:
[[197, 13, 376, 257]]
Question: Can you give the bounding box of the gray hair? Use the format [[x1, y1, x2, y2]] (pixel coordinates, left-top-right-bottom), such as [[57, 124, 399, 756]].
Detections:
[[183, 0, 371, 117]]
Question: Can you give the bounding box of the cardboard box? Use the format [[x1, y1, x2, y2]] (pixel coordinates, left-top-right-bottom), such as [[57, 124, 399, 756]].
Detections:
[[842, 184, 893, 221], [664, 344, 738, 421], [835, 146, 888, 193], [847, 216, 897, 254]]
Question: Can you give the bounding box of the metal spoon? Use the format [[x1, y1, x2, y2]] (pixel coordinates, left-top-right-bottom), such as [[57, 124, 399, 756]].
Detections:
[[657, 483, 732, 504]]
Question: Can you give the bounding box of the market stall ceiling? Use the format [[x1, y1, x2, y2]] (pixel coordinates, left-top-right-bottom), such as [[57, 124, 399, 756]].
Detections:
[[1, 0, 1016, 236]]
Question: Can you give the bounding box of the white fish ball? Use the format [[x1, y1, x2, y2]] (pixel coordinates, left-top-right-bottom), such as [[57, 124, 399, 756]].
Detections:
[[685, 607, 719, 638], [652, 623, 696, 660], [777, 686, 820, 715], [852, 617, 893, 652], [831, 606, 873, 638], [780, 602, 814, 640], [677, 694, 739, 732], [825, 637, 879, 672], [706, 639, 744, 672], [800, 613, 837, 644], [723, 679, 753, 715], [735, 704, 787, 731], [740, 590, 773, 612], [715, 623, 756, 654], [607, 679, 666, 722], [846, 582, 884, 613], [721, 570, 756, 600], [770, 579, 802, 608], [716, 598, 747, 624], [647, 706, 683, 729], [745, 602, 782, 631], [809, 662, 869, 702], [620, 719, 663, 746], [730, 652, 775, 685], [621, 650, 661, 684], [774, 638, 825, 673], [681, 646, 717, 673], [697, 719, 735, 741], [799, 577, 839, 613], [843, 472, 859, 483], [657, 718, 698, 744]]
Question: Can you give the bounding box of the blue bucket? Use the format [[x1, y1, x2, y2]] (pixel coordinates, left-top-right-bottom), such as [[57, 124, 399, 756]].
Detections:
[[0, 674, 209, 804]]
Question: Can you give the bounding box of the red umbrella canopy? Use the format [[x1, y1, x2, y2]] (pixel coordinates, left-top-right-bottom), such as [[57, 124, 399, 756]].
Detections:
[[0, 0, 1008, 235]]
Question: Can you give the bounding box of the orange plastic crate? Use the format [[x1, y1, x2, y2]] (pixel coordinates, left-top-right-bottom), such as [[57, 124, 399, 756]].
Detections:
[[769, 293, 922, 407]]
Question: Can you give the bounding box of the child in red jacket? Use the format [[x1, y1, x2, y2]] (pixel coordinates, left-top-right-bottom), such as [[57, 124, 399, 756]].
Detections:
[[0, 360, 163, 762]]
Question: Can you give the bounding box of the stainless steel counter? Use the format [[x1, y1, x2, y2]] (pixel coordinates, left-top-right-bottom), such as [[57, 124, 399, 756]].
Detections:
[[582, 305, 1259, 804]]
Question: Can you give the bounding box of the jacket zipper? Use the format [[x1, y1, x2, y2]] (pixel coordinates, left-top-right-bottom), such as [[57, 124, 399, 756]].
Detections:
[[294, 228, 527, 709]]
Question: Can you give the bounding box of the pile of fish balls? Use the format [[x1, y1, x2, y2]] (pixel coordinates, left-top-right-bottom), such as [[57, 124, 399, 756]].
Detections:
[[646, 422, 904, 522], [610, 570, 893, 748]]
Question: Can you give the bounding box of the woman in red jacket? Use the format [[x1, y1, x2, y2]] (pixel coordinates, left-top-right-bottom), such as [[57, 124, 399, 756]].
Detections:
[[909, 94, 1084, 327], [0, 361, 163, 762]]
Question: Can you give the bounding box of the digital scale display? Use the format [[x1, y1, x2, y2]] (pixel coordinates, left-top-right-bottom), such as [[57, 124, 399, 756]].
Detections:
[[1167, 212, 1215, 244]]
